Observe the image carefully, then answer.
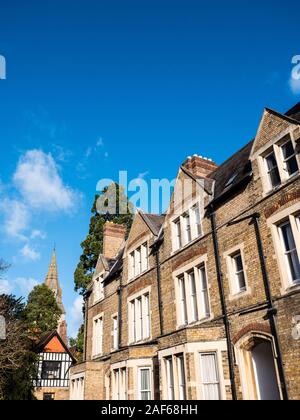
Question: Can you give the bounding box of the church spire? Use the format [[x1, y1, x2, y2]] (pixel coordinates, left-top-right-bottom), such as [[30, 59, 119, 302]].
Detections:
[[44, 248, 65, 314]]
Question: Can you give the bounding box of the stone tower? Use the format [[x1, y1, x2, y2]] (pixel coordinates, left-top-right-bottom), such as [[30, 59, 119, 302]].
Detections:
[[44, 249, 68, 343]]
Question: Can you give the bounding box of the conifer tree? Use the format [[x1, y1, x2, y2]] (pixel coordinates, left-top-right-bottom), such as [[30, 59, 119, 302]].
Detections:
[[74, 183, 133, 295]]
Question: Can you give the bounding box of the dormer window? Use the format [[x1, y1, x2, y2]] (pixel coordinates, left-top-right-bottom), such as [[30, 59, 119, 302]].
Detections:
[[129, 242, 148, 280]]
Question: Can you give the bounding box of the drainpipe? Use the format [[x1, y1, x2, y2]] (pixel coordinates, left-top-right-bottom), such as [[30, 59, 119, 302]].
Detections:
[[117, 286, 122, 350], [250, 214, 289, 400], [210, 210, 238, 401], [154, 250, 164, 336], [83, 294, 89, 362], [227, 212, 289, 400]]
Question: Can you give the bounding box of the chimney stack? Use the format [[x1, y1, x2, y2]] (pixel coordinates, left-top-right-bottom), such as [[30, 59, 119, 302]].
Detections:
[[183, 154, 218, 178], [103, 222, 127, 259]]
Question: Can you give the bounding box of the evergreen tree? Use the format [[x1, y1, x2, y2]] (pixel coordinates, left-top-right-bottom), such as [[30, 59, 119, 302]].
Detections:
[[24, 284, 62, 339], [74, 183, 133, 294]]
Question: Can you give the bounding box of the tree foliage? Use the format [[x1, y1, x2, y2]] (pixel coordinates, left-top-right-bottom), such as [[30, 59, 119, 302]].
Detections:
[[24, 284, 62, 339], [0, 294, 37, 400], [74, 183, 134, 294]]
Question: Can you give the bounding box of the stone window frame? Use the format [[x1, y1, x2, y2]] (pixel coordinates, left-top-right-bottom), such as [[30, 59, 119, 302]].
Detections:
[[137, 366, 153, 401], [70, 372, 85, 400], [267, 202, 300, 294], [111, 312, 119, 351], [127, 286, 152, 345], [127, 234, 151, 283], [159, 341, 228, 401], [92, 312, 104, 359], [254, 128, 300, 196], [93, 271, 105, 304], [223, 243, 251, 300], [170, 196, 204, 254], [173, 255, 213, 330]]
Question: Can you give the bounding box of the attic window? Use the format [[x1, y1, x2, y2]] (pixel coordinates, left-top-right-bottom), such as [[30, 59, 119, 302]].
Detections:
[[224, 173, 238, 188]]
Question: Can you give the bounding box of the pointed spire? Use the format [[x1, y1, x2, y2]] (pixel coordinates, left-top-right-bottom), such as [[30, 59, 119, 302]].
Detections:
[[44, 249, 65, 314]]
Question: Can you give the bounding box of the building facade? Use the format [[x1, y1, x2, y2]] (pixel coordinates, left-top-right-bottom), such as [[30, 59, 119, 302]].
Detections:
[[70, 102, 300, 400]]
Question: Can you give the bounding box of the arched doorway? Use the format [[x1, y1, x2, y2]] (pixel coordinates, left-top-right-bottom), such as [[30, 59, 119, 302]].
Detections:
[[237, 334, 281, 400]]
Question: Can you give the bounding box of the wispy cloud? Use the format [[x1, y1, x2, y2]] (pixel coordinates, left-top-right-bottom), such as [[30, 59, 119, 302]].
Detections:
[[0, 198, 29, 240], [30, 229, 46, 240], [13, 149, 79, 212], [20, 244, 41, 261]]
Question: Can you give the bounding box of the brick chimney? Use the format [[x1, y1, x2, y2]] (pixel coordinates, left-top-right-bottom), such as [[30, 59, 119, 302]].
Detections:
[[103, 222, 127, 259], [183, 154, 218, 178]]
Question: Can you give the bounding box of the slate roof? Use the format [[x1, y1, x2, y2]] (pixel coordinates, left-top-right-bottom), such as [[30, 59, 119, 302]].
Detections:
[[140, 213, 165, 236]]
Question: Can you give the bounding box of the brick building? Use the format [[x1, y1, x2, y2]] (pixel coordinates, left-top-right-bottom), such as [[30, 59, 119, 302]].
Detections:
[[70, 102, 300, 400]]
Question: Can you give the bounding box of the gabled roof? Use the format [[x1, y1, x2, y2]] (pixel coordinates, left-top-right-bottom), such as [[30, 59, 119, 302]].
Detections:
[[139, 212, 165, 236], [180, 165, 215, 195], [34, 330, 76, 362]]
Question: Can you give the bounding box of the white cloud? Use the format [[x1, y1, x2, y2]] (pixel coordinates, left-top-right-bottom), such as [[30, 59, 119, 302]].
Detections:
[[30, 229, 46, 240], [0, 279, 13, 294], [20, 244, 41, 261], [0, 198, 29, 240], [14, 277, 39, 295], [69, 296, 84, 337], [13, 149, 78, 212]]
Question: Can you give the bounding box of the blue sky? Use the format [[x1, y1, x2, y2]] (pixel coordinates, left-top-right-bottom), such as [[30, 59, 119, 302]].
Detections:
[[0, 0, 299, 337]]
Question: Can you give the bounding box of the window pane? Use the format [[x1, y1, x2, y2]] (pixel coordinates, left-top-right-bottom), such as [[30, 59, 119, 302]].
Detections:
[[200, 353, 220, 401], [199, 266, 210, 318], [184, 213, 192, 243], [266, 152, 281, 188], [166, 358, 174, 400], [189, 271, 198, 322], [193, 204, 202, 237], [177, 355, 186, 400], [175, 220, 182, 249], [140, 368, 151, 400], [233, 253, 246, 292], [282, 141, 299, 176], [178, 276, 188, 325], [280, 222, 300, 283]]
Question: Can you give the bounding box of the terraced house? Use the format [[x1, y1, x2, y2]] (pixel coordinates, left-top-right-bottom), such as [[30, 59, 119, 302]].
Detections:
[[70, 102, 300, 400]]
